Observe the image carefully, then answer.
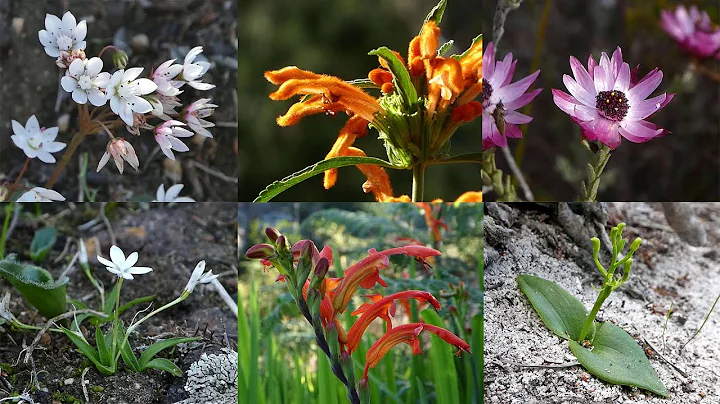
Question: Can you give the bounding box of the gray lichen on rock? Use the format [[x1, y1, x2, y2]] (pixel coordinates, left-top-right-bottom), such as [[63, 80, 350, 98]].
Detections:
[[175, 348, 238, 404]]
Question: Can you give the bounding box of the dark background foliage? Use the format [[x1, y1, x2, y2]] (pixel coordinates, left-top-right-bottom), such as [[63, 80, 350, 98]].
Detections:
[[238, 0, 482, 201], [482, 0, 720, 201]]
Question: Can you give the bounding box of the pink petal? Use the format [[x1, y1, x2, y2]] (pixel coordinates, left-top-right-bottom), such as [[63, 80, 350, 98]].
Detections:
[[626, 69, 663, 104], [562, 74, 595, 107], [504, 110, 532, 125], [494, 70, 540, 103], [619, 120, 665, 143], [503, 88, 542, 110]]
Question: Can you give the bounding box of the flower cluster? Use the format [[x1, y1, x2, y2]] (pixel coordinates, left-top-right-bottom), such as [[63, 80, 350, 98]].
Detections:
[[661, 5, 720, 60], [4, 10, 219, 201], [264, 1, 481, 202], [245, 227, 470, 401]]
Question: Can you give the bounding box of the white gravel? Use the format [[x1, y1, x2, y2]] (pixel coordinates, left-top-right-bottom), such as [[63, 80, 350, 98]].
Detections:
[[484, 202, 720, 404]]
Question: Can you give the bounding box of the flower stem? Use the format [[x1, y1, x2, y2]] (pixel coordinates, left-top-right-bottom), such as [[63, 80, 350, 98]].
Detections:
[[0, 203, 13, 259], [580, 142, 611, 202], [481, 149, 518, 201], [578, 285, 612, 342], [7, 158, 31, 196], [412, 163, 426, 202]]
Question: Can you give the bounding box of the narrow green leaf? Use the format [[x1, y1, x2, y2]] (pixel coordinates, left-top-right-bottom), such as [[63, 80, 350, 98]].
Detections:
[[423, 0, 447, 26], [104, 282, 121, 315], [452, 34, 482, 60], [60, 326, 114, 375], [254, 157, 402, 202], [421, 309, 460, 404], [120, 339, 140, 372], [368, 47, 417, 106], [427, 152, 482, 166], [118, 295, 155, 315], [471, 314, 483, 404], [143, 358, 183, 377], [570, 322, 669, 397], [415, 377, 428, 404], [347, 78, 381, 90], [30, 227, 57, 262], [138, 337, 200, 368], [517, 274, 594, 341], [95, 326, 111, 366], [438, 40, 454, 57]]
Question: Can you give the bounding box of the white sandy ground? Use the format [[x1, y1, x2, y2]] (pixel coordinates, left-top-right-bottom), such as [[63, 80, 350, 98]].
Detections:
[[484, 202, 720, 404]]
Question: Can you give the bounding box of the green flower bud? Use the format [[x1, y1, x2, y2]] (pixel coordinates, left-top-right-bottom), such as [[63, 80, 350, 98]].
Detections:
[[629, 237, 643, 252], [340, 350, 356, 392], [112, 49, 129, 69], [359, 378, 371, 404], [310, 257, 329, 291]]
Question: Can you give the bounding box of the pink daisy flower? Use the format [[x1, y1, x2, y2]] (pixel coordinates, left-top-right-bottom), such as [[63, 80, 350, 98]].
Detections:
[[551, 47, 674, 149], [482, 41, 542, 150], [661, 5, 720, 60]]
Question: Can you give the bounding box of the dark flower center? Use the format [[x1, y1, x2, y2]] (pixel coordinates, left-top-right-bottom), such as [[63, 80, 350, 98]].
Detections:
[[595, 90, 629, 121], [481, 78, 492, 104]]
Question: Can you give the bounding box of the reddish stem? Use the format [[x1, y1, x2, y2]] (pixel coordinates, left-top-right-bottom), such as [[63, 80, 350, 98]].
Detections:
[[7, 158, 31, 195]]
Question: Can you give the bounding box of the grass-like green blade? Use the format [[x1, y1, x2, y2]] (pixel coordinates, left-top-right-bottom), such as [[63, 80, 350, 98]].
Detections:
[[421, 309, 460, 404], [254, 157, 402, 202], [143, 358, 183, 377], [138, 336, 200, 368]]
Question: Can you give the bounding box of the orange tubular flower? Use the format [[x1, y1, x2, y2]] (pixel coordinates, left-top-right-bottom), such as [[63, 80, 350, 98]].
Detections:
[[347, 290, 441, 353], [264, 2, 482, 202], [331, 246, 441, 315], [362, 322, 471, 379]]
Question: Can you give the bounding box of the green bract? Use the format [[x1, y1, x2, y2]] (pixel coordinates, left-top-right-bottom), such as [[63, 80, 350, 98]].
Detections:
[[518, 223, 668, 397], [30, 227, 57, 263], [0, 255, 68, 318]]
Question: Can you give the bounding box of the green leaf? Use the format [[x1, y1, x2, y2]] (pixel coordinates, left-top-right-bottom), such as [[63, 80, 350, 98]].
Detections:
[[570, 322, 669, 397], [368, 47, 417, 107], [60, 326, 114, 375], [424, 0, 447, 26], [427, 152, 482, 166], [138, 337, 200, 368], [104, 282, 121, 316], [30, 227, 57, 263], [118, 295, 155, 315], [438, 40, 454, 57], [517, 274, 594, 341], [0, 255, 68, 318], [347, 78, 381, 90], [96, 326, 112, 366], [452, 34, 482, 60], [254, 157, 402, 202], [113, 321, 140, 372], [142, 358, 183, 377]]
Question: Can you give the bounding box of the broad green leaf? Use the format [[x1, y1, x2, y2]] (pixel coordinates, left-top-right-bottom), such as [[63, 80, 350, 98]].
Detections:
[[254, 157, 402, 202], [138, 337, 200, 368], [30, 227, 57, 262], [368, 47, 418, 106], [427, 152, 482, 166], [143, 358, 183, 377], [424, 0, 447, 26], [517, 274, 595, 341], [0, 256, 67, 318], [420, 309, 460, 404], [570, 322, 669, 397]]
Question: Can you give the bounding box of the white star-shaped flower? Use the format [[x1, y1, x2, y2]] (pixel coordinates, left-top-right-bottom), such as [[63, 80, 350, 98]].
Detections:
[[11, 115, 66, 163], [38, 11, 87, 58], [97, 245, 153, 280], [106, 68, 157, 126], [61, 58, 111, 106], [183, 260, 218, 294], [154, 184, 195, 203], [16, 187, 66, 202]]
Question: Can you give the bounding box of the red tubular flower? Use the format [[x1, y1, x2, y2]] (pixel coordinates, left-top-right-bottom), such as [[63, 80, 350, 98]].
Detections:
[[331, 246, 441, 315], [362, 322, 471, 379], [347, 290, 441, 353]]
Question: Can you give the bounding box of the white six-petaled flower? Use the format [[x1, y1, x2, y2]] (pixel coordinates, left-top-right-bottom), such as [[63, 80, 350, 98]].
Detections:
[[152, 59, 183, 97], [38, 11, 87, 58], [97, 245, 153, 280], [175, 47, 215, 90], [11, 115, 66, 163], [16, 187, 66, 202], [154, 184, 196, 203], [183, 260, 218, 294], [154, 120, 193, 160], [183, 98, 217, 138], [106, 68, 158, 126], [61, 58, 111, 106]]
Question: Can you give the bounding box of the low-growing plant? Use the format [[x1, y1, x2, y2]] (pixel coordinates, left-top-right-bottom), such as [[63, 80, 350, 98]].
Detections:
[[246, 227, 472, 404], [518, 223, 668, 397]]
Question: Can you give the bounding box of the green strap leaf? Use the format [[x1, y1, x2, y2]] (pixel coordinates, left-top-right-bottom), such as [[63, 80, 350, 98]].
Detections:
[[517, 274, 594, 341], [143, 358, 183, 377], [138, 336, 200, 368], [30, 227, 57, 263], [118, 295, 155, 315], [427, 152, 482, 166], [254, 157, 403, 202], [452, 34, 482, 61], [60, 326, 115, 375], [96, 326, 112, 366], [570, 322, 669, 397], [368, 47, 418, 106], [424, 0, 447, 26]]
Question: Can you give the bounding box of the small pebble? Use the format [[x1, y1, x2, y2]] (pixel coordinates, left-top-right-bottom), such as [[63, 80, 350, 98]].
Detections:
[[64, 378, 74, 386], [57, 114, 70, 134], [12, 18, 24, 35], [131, 34, 149, 53]]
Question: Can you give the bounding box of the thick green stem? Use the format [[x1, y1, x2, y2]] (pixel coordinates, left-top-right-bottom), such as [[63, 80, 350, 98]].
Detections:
[[0, 203, 13, 259], [412, 163, 426, 202], [578, 286, 611, 342], [580, 142, 612, 202]]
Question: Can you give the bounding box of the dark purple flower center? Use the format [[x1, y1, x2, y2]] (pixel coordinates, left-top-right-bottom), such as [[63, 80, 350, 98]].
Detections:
[[595, 90, 629, 121], [481, 78, 492, 104]]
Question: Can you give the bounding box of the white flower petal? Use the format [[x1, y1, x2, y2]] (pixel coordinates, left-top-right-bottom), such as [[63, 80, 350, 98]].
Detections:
[[128, 267, 153, 275], [72, 88, 88, 104], [165, 184, 184, 201], [26, 115, 40, 134], [123, 67, 144, 82], [88, 89, 107, 107], [109, 246, 126, 267], [133, 78, 158, 95], [61, 76, 78, 92]]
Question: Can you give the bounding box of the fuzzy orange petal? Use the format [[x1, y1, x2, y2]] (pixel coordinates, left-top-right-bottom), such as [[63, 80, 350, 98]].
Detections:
[[265, 66, 324, 85], [323, 116, 370, 189], [454, 191, 483, 202]]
